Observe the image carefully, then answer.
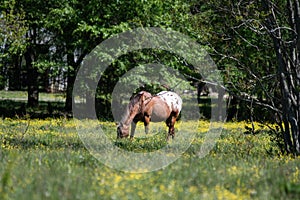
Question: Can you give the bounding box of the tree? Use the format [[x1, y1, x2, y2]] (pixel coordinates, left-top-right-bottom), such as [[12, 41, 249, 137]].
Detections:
[[16, 0, 57, 107], [191, 0, 300, 154], [261, 0, 300, 153], [45, 0, 116, 112], [0, 0, 27, 90], [47, 0, 197, 113]]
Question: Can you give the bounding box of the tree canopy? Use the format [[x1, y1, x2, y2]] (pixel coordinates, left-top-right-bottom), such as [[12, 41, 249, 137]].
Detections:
[[1, 0, 300, 154]]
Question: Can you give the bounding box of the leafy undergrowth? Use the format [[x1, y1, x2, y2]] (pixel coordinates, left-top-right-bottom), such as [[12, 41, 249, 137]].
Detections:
[[0, 118, 299, 199]]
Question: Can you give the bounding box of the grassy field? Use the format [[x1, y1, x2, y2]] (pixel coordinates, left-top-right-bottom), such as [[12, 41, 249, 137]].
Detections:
[[0, 118, 300, 200]]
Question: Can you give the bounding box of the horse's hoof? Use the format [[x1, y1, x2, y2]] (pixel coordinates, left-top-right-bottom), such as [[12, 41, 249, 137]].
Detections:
[[167, 134, 174, 140]]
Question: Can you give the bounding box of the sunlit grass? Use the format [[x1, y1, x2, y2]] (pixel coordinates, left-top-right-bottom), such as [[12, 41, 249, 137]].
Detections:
[[0, 118, 300, 199], [0, 90, 65, 102]]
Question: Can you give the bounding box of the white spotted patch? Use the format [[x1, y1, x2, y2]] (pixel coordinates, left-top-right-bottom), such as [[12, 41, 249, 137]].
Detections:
[[157, 91, 182, 113]]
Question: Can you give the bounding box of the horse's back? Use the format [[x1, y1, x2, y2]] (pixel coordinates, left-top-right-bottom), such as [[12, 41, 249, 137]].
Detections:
[[157, 91, 182, 113]]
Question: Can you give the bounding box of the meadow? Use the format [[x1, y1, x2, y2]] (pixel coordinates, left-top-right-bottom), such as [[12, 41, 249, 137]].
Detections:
[[1, 117, 300, 200]]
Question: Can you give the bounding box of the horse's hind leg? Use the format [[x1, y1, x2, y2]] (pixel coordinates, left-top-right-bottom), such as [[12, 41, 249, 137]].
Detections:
[[144, 116, 150, 134], [166, 115, 176, 140]]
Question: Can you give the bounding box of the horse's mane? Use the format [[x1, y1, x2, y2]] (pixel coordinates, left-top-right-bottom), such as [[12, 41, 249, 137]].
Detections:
[[128, 93, 142, 111]]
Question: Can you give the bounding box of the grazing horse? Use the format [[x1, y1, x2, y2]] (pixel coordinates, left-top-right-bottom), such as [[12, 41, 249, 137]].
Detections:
[[117, 91, 182, 140]]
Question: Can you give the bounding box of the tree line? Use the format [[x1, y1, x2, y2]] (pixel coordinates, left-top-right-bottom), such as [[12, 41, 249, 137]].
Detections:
[[1, 0, 300, 155]]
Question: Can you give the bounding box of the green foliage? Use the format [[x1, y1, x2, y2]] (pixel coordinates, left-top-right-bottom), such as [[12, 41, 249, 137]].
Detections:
[[191, 0, 277, 94], [0, 0, 28, 56]]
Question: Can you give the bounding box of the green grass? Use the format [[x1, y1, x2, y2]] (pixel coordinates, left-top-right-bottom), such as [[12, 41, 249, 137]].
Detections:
[[0, 118, 300, 199]]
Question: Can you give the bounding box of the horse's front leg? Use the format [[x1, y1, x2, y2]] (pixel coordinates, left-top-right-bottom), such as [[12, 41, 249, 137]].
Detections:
[[144, 115, 150, 134], [130, 121, 137, 139]]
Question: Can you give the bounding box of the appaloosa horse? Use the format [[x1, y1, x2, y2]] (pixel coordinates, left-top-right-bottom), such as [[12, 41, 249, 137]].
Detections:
[[117, 91, 182, 140]]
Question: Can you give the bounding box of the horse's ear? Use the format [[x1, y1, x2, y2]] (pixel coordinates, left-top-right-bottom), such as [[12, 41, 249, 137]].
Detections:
[[139, 92, 146, 111], [140, 92, 145, 101], [130, 91, 144, 101], [135, 91, 145, 102]]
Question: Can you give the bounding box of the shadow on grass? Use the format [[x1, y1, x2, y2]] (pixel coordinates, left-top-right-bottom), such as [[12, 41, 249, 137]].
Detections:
[[0, 97, 213, 120], [0, 100, 67, 119]]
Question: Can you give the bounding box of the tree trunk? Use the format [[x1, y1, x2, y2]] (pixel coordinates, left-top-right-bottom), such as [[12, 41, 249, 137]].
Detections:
[[264, 0, 300, 154], [25, 46, 39, 107], [8, 55, 21, 90], [65, 53, 76, 113], [275, 41, 297, 153]]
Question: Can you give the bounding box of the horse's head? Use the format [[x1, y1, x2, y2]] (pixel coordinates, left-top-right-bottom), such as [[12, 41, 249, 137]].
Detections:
[[117, 91, 153, 139], [117, 122, 129, 138]]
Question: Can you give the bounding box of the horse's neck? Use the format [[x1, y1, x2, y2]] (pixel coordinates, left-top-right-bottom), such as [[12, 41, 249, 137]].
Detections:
[[121, 106, 137, 126]]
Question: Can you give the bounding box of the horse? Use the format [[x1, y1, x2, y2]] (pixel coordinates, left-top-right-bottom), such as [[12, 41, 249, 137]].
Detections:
[[117, 91, 182, 140]]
